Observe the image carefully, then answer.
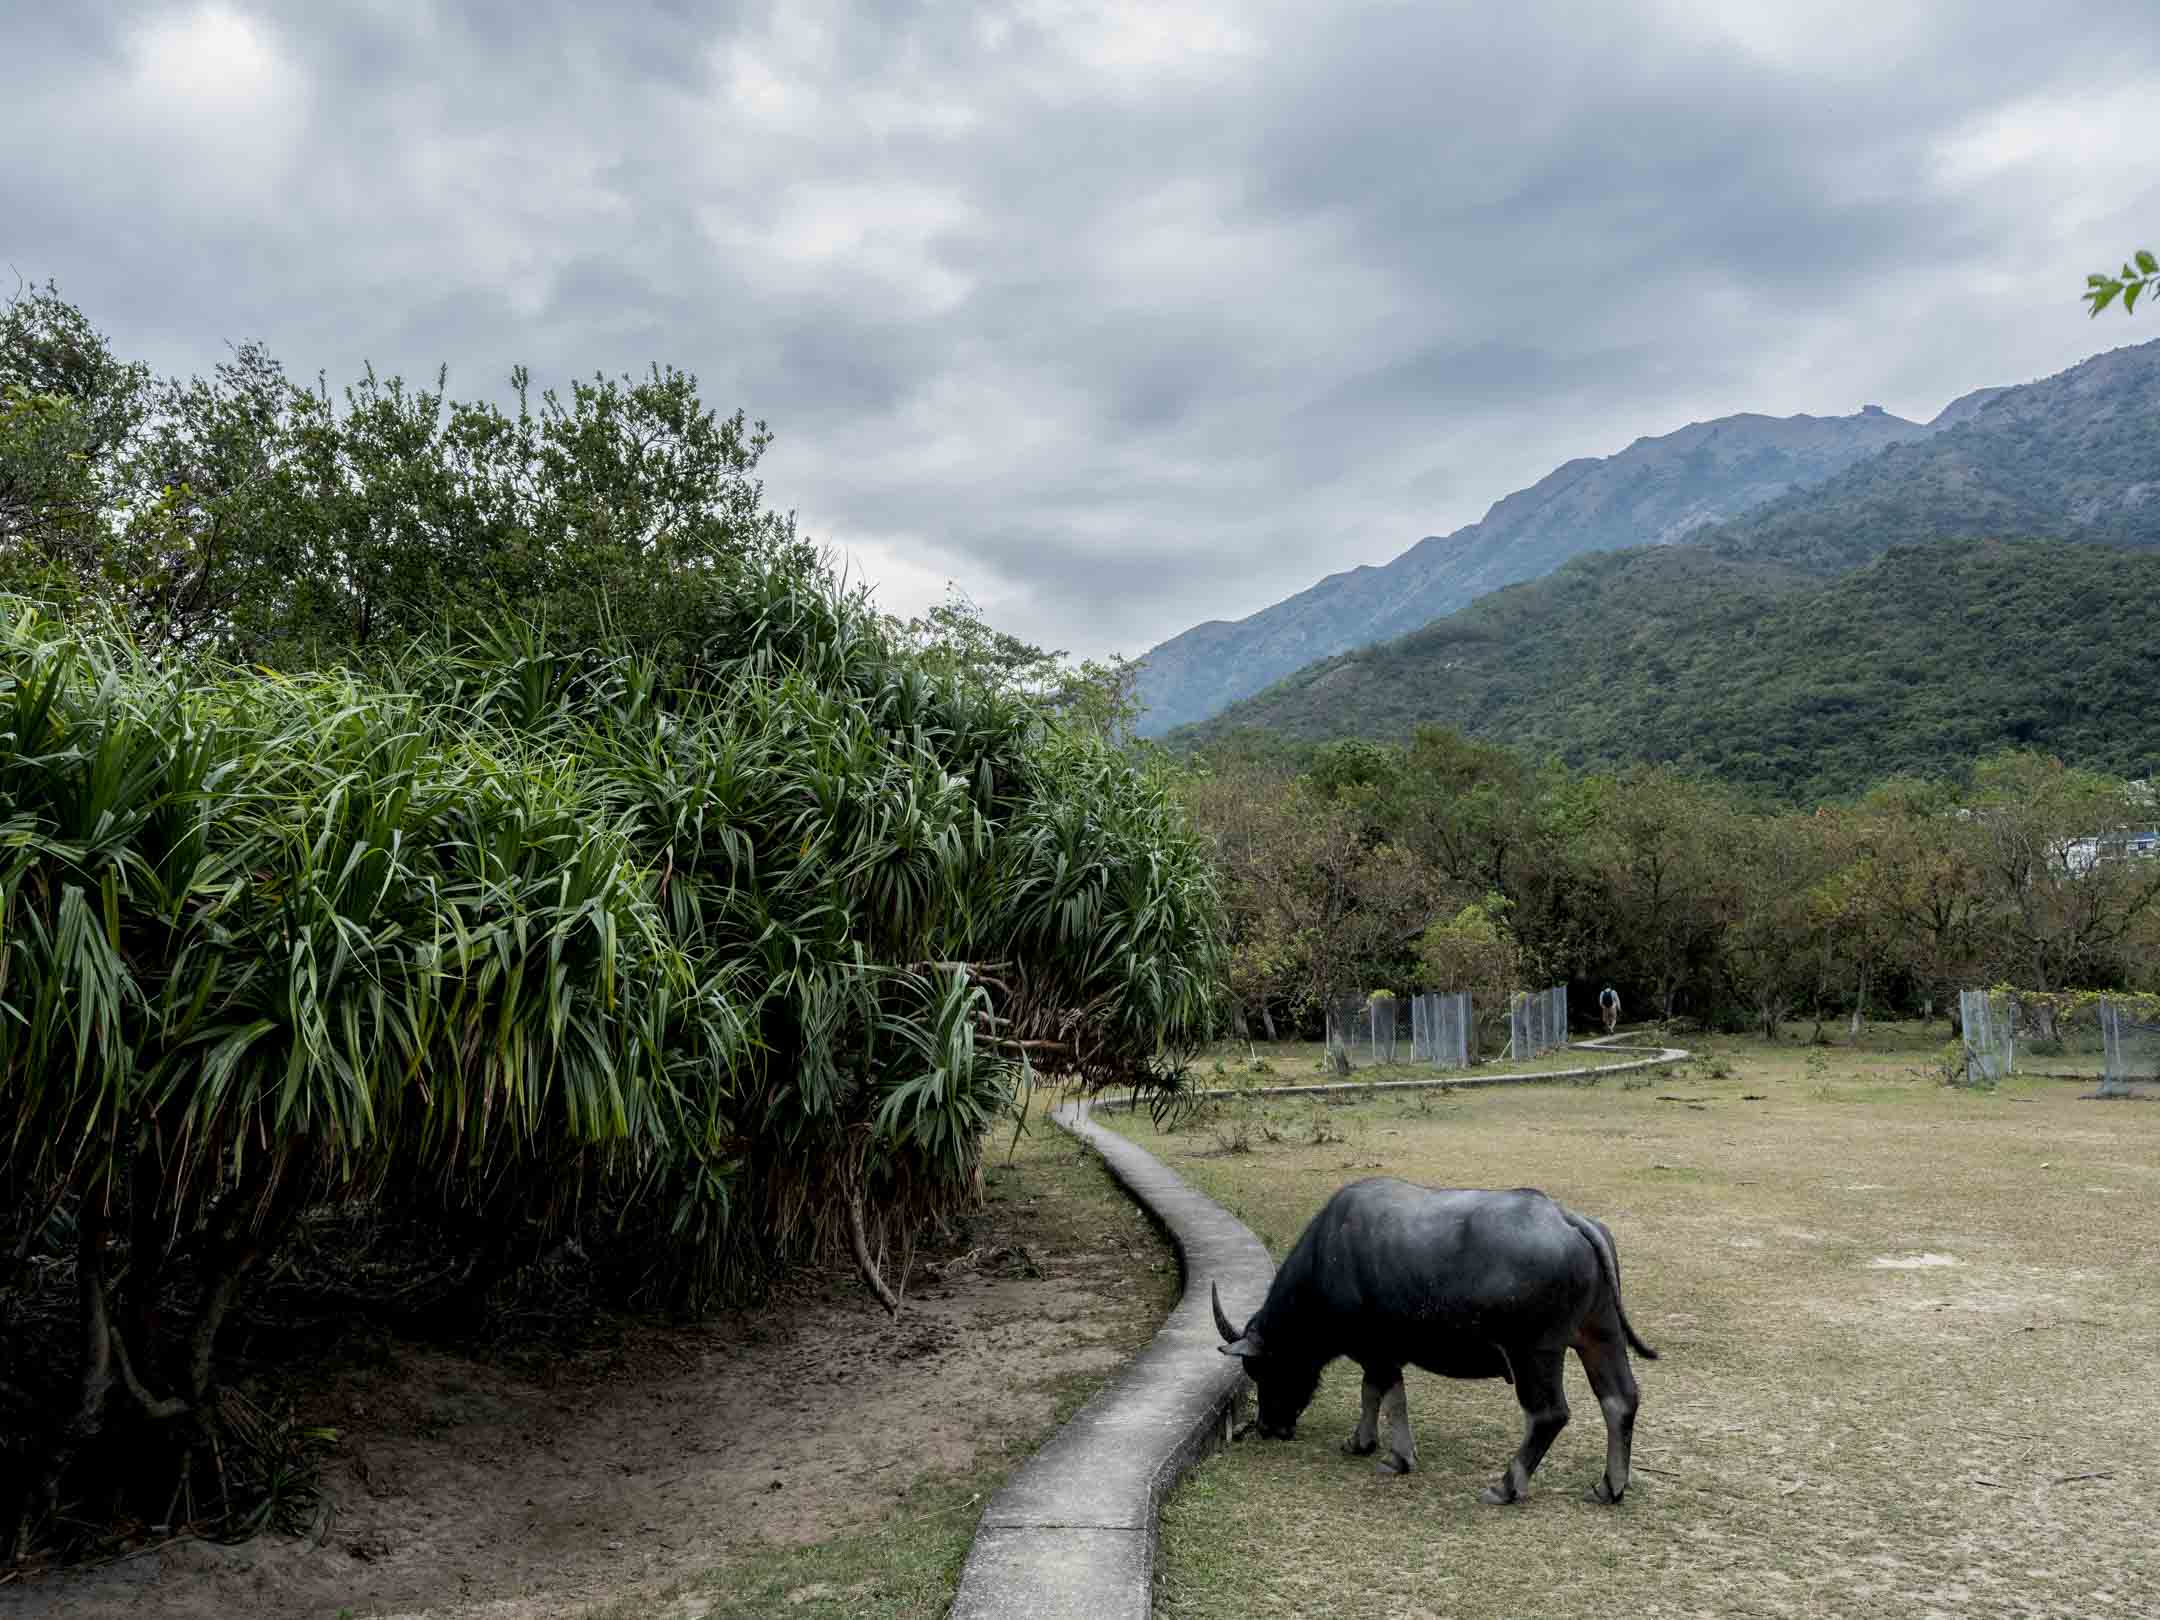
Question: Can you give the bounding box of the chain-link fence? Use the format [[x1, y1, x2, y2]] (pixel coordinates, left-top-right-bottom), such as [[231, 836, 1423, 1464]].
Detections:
[[1411, 991, 1472, 1069], [1959, 989, 2013, 1087], [1366, 994, 1403, 1063], [1508, 985, 1568, 1060], [1958, 989, 2160, 1094], [2097, 999, 2160, 1098], [1324, 994, 1363, 1070], [1325, 993, 1409, 1068], [1325, 990, 1478, 1069]]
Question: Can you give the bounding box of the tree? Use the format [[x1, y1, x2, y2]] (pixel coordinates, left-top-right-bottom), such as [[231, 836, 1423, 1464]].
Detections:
[[1809, 804, 1903, 1039], [1182, 766, 1436, 1040], [1, 282, 801, 665], [1416, 895, 1523, 1017], [903, 587, 1147, 741], [1846, 780, 1987, 1027], [0, 281, 150, 606], [1720, 811, 1834, 1040], [1964, 752, 2160, 998], [1571, 768, 1732, 1022], [1376, 726, 1530, 899]]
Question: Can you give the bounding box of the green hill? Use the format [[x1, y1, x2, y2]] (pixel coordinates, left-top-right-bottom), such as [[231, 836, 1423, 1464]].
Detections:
[[1179, 538, 2160, 801]]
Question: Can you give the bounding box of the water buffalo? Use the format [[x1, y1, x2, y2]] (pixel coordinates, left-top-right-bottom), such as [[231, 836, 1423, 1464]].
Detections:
[[1212, 1178, 1657, 1505]]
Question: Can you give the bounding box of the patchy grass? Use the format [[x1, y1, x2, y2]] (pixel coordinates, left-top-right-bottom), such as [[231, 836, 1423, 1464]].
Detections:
[[595, 1361, 1131, 1620], [584, 1122, 1176, 1620], [1113, 1024, 2160, 1620]]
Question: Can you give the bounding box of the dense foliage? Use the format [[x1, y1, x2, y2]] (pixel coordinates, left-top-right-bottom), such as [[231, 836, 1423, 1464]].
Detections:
[[1, 279, 796, 665], [1180, 732, 2160, 1049], [0, 288, 1224, 1558], [1178, 538, 2160, 801]]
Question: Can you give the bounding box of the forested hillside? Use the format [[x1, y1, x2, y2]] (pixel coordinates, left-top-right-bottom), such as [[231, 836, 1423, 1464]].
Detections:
[[1700, 339, 2160, 574], [1180, 538, 2160, 801]]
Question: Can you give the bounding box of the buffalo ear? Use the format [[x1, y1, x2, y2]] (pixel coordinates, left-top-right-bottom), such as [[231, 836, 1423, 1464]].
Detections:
[[1219, 1334, 1263, 1360]]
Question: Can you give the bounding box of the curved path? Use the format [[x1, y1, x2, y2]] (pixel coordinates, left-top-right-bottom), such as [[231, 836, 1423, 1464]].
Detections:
[[948, 1032, 1686, 1618]]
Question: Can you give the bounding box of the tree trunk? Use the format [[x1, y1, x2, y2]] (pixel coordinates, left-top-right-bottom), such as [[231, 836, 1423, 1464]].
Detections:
[[17, 1202, 120, 1563], [188, 1150, 314, 1406]]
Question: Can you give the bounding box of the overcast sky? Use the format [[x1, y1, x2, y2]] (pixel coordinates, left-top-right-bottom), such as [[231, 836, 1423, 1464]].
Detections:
[[8, 1, 2159, 660]]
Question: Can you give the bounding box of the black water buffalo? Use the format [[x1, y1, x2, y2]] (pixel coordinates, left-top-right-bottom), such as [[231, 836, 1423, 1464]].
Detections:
[[1212, 1178, 1657, 1505]]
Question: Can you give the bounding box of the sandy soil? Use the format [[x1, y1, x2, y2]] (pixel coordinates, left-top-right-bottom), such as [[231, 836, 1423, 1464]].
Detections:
[[0, 1146, 1167, 1620]]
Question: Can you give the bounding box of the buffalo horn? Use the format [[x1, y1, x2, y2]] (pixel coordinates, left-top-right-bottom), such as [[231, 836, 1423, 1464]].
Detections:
[[1211, 1281, 1237, 1344]]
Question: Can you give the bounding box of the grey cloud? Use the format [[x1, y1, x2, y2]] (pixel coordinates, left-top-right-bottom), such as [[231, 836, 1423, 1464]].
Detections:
[[6, 0, 2160, 661]]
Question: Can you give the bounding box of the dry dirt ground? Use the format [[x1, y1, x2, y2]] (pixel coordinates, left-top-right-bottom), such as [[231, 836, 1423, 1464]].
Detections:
[[0, 1122, 1172, 1620], [1132, 1028, 2160, 1620]]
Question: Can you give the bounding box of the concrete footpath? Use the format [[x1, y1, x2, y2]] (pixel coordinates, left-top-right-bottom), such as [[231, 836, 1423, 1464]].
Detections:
[[947, 1033, 1686, 1618], [945, 1097, 1272, 1620]]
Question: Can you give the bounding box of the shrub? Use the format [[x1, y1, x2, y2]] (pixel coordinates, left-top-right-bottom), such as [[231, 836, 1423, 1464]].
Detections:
[[0, 579, 1226, 1555]]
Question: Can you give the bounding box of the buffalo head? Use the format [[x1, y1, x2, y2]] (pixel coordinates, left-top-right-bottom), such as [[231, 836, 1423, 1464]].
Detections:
[[1213, 1282, 1317, 1439]]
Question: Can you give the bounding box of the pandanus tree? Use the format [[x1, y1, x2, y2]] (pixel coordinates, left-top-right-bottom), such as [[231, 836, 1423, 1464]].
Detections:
[[0, 569, 1224, 1555], [0, 285, 1225, 1556]]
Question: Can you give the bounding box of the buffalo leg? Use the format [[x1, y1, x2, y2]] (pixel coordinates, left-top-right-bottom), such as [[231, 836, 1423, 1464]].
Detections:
[[1378, 1378, 1417, 1474], [1343, 1367, 1391, 1458], [1576, 1335, 1640, 1504], [1479, 1347, 1568, 1504]]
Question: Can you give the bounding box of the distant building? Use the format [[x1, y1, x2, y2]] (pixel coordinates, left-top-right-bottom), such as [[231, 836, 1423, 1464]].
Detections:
[[2063, 782, 2160, 874], [1962, 780, 2157, 876]]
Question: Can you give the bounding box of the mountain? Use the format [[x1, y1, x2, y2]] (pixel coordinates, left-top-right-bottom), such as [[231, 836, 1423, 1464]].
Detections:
[[1134, 404, 1937, 735], [1178, 537, 2160, 802], [1697, 340, 2160, 576]]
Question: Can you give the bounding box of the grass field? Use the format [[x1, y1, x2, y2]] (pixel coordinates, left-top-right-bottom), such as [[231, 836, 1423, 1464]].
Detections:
[[1109, 1026, 2160, 1620]]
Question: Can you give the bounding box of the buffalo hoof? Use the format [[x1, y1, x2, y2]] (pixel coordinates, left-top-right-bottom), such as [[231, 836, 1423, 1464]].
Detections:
[[1343, 1433, 1377, 1457], [1586, 1479, 1621, 1505], [1376, 1451, 1413, 1476], [1478, 1483, 1522, 1505]]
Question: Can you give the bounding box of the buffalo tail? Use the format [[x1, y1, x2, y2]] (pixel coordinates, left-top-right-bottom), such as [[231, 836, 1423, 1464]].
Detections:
[[1564, 1211, 1658, 1361]]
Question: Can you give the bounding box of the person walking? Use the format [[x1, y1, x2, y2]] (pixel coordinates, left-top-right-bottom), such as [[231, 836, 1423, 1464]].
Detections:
[[1599, 985, 1622, 1034]]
